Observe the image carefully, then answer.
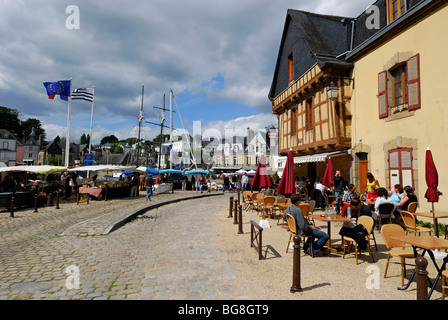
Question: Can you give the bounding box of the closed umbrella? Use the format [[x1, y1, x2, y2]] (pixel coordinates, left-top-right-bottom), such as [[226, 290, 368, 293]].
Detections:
[[277, 149, 295, 196], [251, 154, 272, 190], [321, 157, 334, 188], [424, 147, 443, 237]]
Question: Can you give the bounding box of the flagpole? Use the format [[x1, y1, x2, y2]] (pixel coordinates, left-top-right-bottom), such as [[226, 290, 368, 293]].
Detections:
[[89, 86, 95, 154], [65, 78, 72, 167], [169, 89, 173, 169]]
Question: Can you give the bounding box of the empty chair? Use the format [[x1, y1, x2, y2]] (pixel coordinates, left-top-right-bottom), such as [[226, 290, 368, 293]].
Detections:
[[250, 192, 260, 212], [401, 210, 432, 236], [378, 202, 395, 230], [285, 213, 313, 257], [256, 193, 265, 215], [407, 202, 418, 213], [342, 216, 376, 265], [262, 196, 276, 219], [381, 224, 416, 287], [276, 198, 290, 226], [242, 191, 253, 211], [443, 270, 448, 300], [307, 200, 316, 225]]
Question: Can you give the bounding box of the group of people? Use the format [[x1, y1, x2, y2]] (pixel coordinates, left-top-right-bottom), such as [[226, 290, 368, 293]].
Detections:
[[283, 170, 418, 256]]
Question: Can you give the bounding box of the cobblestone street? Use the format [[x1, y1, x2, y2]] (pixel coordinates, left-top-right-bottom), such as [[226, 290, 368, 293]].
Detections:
[[0, 191, 238, 300]]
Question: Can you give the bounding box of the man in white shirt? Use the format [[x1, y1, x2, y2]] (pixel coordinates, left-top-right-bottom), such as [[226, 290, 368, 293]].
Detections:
[[241, 173, 249, 191]]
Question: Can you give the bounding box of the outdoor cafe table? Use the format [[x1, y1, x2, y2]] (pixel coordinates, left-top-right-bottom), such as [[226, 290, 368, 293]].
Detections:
[[309, 214, 351, 253], [390, 235, 448, 299], [412, 211, 448, 238]]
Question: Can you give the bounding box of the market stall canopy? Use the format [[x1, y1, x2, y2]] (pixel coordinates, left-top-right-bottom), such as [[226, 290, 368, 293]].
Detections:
[[136, 166, 159, 174], [68, 165, 131, 172], [0, 165, 67, 174], [185, 169, 209, 175], [159, 169, 185, 174]]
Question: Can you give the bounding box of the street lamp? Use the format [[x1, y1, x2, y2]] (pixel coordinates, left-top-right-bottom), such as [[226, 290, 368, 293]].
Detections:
[[327, 82, 339, 101]]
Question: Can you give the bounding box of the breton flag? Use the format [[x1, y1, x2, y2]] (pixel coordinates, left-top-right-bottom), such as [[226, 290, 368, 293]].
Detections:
[[71, 88, 94, 102]]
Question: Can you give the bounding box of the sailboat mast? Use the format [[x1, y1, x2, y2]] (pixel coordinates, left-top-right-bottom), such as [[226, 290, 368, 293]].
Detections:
[[136, 84, 144, 167], [170, 89, 173, 169]]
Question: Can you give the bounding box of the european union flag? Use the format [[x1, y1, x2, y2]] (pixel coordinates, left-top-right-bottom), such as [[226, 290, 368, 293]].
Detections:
[[43, 80, 71, 101]]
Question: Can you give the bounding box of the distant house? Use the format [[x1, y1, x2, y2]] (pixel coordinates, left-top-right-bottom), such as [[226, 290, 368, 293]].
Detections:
[[0, 129, 19, 166]]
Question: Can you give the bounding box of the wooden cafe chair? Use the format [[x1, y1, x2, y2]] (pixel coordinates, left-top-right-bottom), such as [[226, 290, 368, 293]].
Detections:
[[276, 198, 290, 226], [250, 192, 260, 212], [380, 224, 416, 287], [262, 196, 276, 219], [442, 270, 448, 300], [342, 215, 376, 265], [285, 213, 313, 257], [407, 202, 418, 213], [256, 193, 265, 215], [242, 191, 252, 211], [401, 210, 432, 236]]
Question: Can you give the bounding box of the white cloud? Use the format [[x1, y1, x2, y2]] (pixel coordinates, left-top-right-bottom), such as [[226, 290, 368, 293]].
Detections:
[[0, 0, 374, 144]]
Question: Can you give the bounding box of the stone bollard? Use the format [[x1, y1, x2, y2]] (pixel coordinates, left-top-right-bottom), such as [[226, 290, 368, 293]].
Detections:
[[416, 256, 429, 300], [47, 192, 53, 207], [33, 194, 39, 213], [238, 205, 243, 234], [234, 199, 238, 224], [228, 196, 234, 218], [290, 236, 303, 293], [10, 197, 15, 218]]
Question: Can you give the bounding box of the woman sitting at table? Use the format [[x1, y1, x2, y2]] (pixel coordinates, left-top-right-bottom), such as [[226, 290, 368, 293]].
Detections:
[[373, 187, 395, 222], [390, 184, 404, 211], [398, 185, 418, 212]]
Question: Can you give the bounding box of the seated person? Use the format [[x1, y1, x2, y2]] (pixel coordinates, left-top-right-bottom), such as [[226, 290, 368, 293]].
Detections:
[[365, 187, 379, 205], [283, 194, 329, 256], [399, 185, 418, 212], [339, 198, 372, 252], [374, 187, 395, 222], [342, 184, 357, 207]]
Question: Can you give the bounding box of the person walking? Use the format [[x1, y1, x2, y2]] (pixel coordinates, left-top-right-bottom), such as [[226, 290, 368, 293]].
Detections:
[[145, 175, 154, 201]]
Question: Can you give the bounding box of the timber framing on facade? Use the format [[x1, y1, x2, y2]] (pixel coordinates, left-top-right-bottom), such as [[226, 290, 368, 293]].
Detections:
[[269, 0, 448, 212]]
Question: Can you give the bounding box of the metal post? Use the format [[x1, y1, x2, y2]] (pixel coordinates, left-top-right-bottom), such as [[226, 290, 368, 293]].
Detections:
[[56, 193, 60, 209], [238, 205, 243, 234], [290, 236, 303, 293], [416, 256, 429, 300], [229, 196, 233, 218], [237, 189, 241, 206], [10, 197, 14, 218], [234, 199, 238, 224]]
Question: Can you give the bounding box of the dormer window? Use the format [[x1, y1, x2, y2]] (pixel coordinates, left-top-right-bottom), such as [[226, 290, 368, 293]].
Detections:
[[389, 0, 406, 23], [288, 52, 294, 83]]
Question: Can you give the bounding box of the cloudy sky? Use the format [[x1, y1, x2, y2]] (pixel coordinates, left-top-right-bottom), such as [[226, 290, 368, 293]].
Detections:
[[0, 0, 373, 144]]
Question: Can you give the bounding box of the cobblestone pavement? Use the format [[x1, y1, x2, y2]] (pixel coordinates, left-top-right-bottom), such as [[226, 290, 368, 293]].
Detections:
[[0, 191, 245, 300]]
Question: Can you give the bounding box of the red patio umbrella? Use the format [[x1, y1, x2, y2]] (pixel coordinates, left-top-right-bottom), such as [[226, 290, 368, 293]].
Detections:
[[321, 157, 334, 188], [251, 154, 272, 190], [277, 149, 295, 195], [424, 147, 443, 237]]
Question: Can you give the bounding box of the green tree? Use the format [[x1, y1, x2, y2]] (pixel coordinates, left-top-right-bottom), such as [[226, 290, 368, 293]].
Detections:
[[110, 142, 123, 154], [21, 118, 45, 140], [80, 133, 87, 144], [100, 135, 119, 145]]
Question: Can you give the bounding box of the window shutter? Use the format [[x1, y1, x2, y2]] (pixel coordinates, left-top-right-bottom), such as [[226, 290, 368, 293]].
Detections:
[[407, 54, 421, 110], [378, 71, 388, 118]]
